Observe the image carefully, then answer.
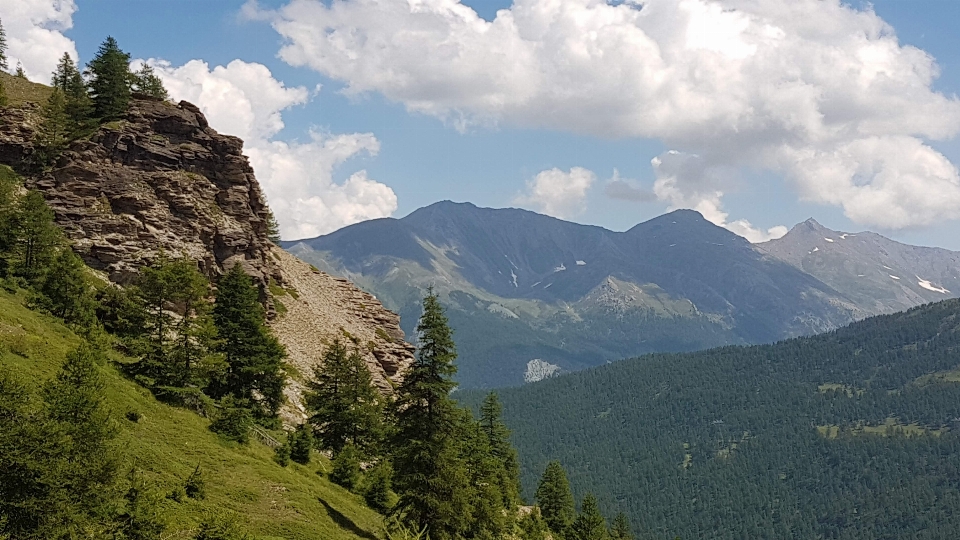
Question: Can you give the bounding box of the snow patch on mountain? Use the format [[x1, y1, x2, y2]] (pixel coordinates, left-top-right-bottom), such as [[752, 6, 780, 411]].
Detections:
[[824, 238, 834, 243], [917, 277, 950, 294], [510, 269, 518, 287], [554, 263, 566, 272], [889, 275, 900, 280], [576, 260, 586, 266]]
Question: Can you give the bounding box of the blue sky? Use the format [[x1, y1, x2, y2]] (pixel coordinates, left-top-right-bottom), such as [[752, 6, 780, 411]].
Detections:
[[5, 0, 960, 248]]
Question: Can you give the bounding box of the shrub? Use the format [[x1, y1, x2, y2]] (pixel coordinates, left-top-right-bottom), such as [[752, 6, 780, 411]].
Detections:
[[209, 397, 252, 444], [125, 410, 141, 423], [363, 461, 393, 513], [290, 423, 313, 465], [185, 464, 205, 500], [330, 444, 361, 491]]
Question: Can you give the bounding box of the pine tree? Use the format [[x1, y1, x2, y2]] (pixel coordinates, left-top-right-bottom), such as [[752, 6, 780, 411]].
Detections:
[[330, 443, 361, 491], [36, 249, 96, 326], [266, 211, 281, 244], [460, 408, 508, 539], [42, 342, 123, 534], [363, 461, 393, 513], [209, 396, 252, 443], [391, 289, 473, 540], [52, 52, 95, 137], [14, 62, 25, 79], [570, 494, 608, 540], [479, 391, 522, 509], [185, 464, 206, 500], [306, 338, 382, 455], [289, 423, 313, 465], [211, 263, 286, 418], [131, 63, 169, 100], [536, 461, 576, 539], [12, 190, 61, 280], [114, 469, 167, 540], [609, 512, 633, 540], [33, 89, 72, 166], [0, 17, 7, 72], [86, 36, 132, 120]]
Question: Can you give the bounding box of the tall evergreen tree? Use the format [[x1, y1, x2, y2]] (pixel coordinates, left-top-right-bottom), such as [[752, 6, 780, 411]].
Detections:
[[459, 409, 508, 539], [0, 17, 8, 72], [289, 423, 313, 465], [0, 79, 7, 108], [391, 289, 472, 539], [211, 263, 286, 417], [86, 36, 132, 120], [14, 62, 25, 79], [51, 52, 94, 137], [11, 190, 61, 280], [33, 89, 72, 166], [608, 512, 633, 540], [479, 391, 522, 509], [131, 63, 169, 100], [536, 461, 576, 539], [306, 338, 382, 455], [570, 494, 608, 540]]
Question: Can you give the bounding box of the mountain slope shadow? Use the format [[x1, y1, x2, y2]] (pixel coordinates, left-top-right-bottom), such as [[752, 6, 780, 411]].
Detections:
[[319, 498, 380, 540]]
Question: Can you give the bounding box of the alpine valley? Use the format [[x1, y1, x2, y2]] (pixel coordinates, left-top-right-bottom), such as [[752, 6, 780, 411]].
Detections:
[[285, 201, 960, 388]]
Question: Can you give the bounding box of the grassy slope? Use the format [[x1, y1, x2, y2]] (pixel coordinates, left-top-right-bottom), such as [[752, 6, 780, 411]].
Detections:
[[0, 288, 384, 540], [0, 71, 53, 105]]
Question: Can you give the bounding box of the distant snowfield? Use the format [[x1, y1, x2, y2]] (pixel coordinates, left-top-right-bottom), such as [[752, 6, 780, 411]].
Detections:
[[890, 275, 900, 280], [917, 277, 950, 294], [576, 260, 587, 266], [824, 238, 834, 243]]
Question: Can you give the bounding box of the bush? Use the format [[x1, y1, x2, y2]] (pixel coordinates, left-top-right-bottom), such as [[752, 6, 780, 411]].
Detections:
[[330, 444, 361, 491], [125, 410, 141, 423], [194, 512, 249, 540], [209, 397, 252, 444], [273, 437, 291, 467], [363, 461, 393, 513], [185, 464, 205, 500]]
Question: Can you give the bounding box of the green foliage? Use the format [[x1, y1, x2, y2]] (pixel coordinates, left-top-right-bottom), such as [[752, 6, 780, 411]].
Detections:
[[14, 62, 25, 79], [0, 18, 7, 72], [362, 461, 393, 513], [194, 513, 250, 540], [570, 494, 607, 540], [306, 338, 383, 455], [290, 422, 314, 465], [10, 191, 61, 281], [0, 79, 7, 108], [536, 461, 575, 539], [266, 210, 281, 244], [51, 53, 95, 138], [95, 285, 147, 339], [35, 249, 96, 326], [330, 444, 361, 491], [608, 512, 633, 540], [517, 509, 550, 540], [210, 263, 286, 418], [479, 391, 522, 509], [185, 464, 206, 500], [131, 63, 168, 100], [273, 436, 291, 467], [114, 469, 167, 540], [209, 396, 252, 444], [33, 89, 72, 166], [86, 36, 132, 120]]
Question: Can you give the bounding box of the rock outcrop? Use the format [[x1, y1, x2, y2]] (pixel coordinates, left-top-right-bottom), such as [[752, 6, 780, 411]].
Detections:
[[5, 96, 278, 284], [270, 248, 415, 423]]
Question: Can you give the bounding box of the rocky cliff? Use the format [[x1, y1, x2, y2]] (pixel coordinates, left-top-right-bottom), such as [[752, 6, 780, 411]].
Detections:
[[0, 88, 414, 418]]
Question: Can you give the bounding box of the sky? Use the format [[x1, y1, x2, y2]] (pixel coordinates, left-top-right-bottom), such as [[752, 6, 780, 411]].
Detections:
[[2, 0, 960, 249]]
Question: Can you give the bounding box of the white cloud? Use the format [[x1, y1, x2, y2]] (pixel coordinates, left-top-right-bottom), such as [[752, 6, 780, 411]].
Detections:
[[514, 167, 595, 219], [148, 59, 397, 239], [252, 0, 960, 231], [0, 0, 78, 81], [604, 169, 656, 202]]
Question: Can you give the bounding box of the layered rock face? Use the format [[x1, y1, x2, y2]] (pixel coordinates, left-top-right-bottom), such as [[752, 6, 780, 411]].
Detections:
[[19, 98, 277, 284]]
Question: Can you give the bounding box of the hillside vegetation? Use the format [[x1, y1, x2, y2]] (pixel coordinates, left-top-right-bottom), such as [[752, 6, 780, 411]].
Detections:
[[461, 299, 960, 539], [0, 286, 385, 539]]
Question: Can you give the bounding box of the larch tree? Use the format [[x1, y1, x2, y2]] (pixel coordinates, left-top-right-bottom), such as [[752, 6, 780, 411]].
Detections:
[[609, 512, 634, 540], [52, 52, 95, 136], [86, 36, 132, 120], [12, 191, 61, 281], [479, 391, 522, 509], [131, 63, 169, 100], [536, 460, 576, 539], [570, 494, 608, 540], [305, 338, 383, 456], [33, 89, 72, 166], [36, 249, 95, 326], [211, 262, 286, 418], [391, 289, 473, 540]]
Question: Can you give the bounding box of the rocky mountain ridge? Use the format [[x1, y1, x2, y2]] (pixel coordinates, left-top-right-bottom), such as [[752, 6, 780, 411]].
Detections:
[[0, 85, 414, 418]]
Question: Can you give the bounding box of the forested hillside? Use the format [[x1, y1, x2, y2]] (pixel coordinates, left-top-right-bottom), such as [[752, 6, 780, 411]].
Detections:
[[461, 299, 960, 539]]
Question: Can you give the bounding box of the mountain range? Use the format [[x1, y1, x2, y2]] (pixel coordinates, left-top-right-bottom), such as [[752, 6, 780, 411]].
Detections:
[[284, 201, 960, 388]]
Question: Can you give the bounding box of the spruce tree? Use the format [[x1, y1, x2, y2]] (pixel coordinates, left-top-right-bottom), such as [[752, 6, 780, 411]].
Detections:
[[14, 62, 25, 79], [570, 494, 608, 540], [460, 409, 508, 539], [132, 63, 169, 100], [480, 391, 522, 509], [609, 512, 633, 540], [12, 190, 61, 281], [330, 443, 362, 490], [536, 461, 575, 539], [306, 338, 382, 455], [0, 17, 7, 72], [115, 469, 167, 540], [363, 461, 393, 513], [86, 36, 132, 120], [289, 423, 313, 465], [52, 52, 95, 137], [391, 289, 473, 540], [36, 249, 95, 326], [34, 89, 72, 166], [211, 263, 286, 417]]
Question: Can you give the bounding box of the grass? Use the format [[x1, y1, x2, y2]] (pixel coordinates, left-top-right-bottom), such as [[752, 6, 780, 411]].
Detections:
[[0, 71, 53, 106], [0, 288, 386, 540]]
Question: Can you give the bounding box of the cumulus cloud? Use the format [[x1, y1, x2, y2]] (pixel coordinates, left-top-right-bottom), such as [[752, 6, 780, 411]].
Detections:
[[0, 0, 78, 81], [514, 167, 595, 219], [252, 0, 960, 232], [147, 59, 397, 239]]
